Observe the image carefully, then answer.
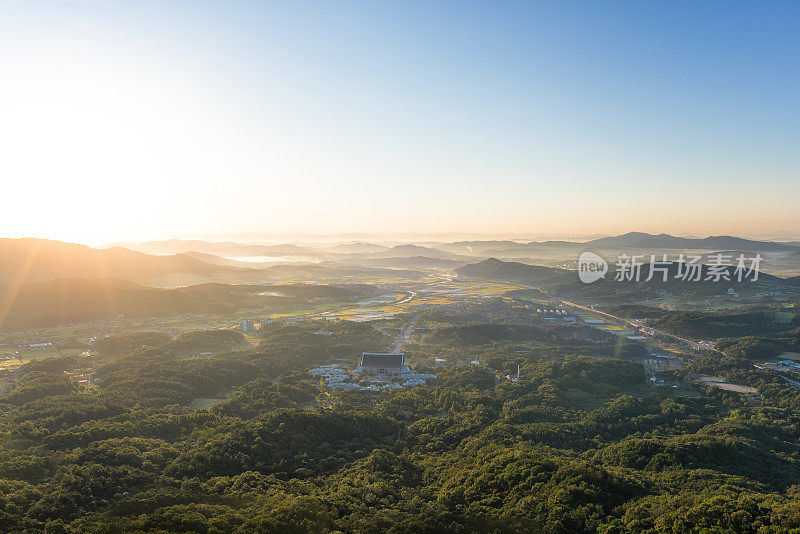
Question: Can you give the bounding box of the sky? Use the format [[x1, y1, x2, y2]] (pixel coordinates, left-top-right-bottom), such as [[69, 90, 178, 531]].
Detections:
[[0, 1, 798, 245]]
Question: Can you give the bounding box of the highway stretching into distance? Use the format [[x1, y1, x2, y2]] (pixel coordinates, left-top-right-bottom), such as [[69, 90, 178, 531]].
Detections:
[[553, 297, 728, 357], [552, 295, 800, 389]]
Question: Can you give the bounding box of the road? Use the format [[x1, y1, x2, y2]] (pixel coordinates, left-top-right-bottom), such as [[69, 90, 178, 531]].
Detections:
[[392, 315, 420, 352], [396, 275, 454, 306], [556, 299, 800, 392], [780, 374, 800, 389], [555, 298, 727, 357]]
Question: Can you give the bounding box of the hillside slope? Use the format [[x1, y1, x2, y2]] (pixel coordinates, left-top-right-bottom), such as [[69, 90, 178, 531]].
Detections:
[[456, 258, 572, 283], [0, 239, 253, 285], [457, 258, 797, 301], [0, 278, 371, 330], [586, 232, 797, 251]]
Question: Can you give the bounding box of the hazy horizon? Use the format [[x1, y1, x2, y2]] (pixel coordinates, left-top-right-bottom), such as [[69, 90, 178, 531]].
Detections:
[[106, 229, 800, 248], [4, 228, 800, 250]]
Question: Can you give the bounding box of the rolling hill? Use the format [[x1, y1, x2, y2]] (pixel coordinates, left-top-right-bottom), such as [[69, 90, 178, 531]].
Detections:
[[0, 278, 373, 330], [456, 258, 571, 283], [345, 256, 468, 269], [457, 257, 797, 302], [365, 244, 462, 260], [438, 233, 797, 257], [109, 239, 324, 258], [325, 242, 389, 254], [0, 238, 257, 285], [585, 232, 797, 251]]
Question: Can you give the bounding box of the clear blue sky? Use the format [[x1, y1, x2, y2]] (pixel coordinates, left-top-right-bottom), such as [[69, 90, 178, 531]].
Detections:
[[1, 1, 798, 242]]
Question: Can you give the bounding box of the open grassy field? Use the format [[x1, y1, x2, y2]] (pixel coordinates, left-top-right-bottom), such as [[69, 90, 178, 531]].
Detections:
[[0, 358, 27, 371], [8, 347, 87, 361], [698, 375, 758, 394], [189, 397, 227, 410]]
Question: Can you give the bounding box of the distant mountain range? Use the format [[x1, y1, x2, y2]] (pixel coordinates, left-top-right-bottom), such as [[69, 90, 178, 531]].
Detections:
[[343, 256, 469, 269], [324, 242, 389, 254], [357, 244, 464, 260], [2, 233, 797, 289], [0, 238, 436, 287], [0, 238, 255, 285], [111, 232, 799, 260], [582, 232, 797, 251], [110, 239, 323, 257], [0, 235, 796, 329], [441, 232, 797, 254]]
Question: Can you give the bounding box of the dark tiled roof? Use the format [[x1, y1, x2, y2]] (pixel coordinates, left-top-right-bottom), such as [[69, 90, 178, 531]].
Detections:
[[360, 353, 404, 368]]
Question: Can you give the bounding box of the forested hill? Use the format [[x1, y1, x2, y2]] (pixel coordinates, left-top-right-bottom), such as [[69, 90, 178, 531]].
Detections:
[[458, 258, 796, 300], [0, 238, 254, 284], [0, 279, 373, 330], [456, 258, 571, 283], [2, 317, 800, 531], [584, 231, 798, 251]]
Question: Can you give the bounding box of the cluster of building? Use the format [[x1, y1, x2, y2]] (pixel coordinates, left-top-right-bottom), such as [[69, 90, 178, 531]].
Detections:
[[504, 364, 521, 382], [531, 307, 577, 323], [535, 307, 566, 315], [313, 329, 334, 336], [760, 360, 800, 372], [643, 354, 683, 372], [754, 291, 783, 298], [310, 352, 436, 391], [239, 317, 306, 332], [238, 319, 257, 332], [23, 342, 54, 350], [63, 367, 96, 387]]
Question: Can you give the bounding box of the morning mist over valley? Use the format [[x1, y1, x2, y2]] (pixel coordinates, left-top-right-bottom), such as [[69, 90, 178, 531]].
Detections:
[[0, 2, 799, 533]]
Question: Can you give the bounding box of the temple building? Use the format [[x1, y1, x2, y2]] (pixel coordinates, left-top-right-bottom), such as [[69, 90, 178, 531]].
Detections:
[[356, 352, 408, 375]]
